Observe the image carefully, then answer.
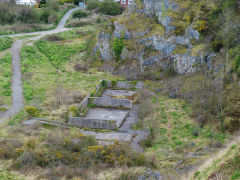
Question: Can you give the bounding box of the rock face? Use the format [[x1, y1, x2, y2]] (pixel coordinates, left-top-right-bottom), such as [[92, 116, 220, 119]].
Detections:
[[142, 0, 178, 33], [97, 0, 214, 74]]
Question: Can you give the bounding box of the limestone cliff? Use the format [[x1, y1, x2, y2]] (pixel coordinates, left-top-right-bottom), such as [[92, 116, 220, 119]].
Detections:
[[97, 0, 215, 74]]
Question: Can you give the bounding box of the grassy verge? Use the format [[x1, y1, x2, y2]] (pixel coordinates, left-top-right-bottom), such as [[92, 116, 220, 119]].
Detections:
[[0, 37, 13, 52], [0, 54, 12, 109], [20, 27, 119, 121]]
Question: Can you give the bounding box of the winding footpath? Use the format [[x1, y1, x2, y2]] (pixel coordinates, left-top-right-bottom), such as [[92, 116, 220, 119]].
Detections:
[[0, 7, 81, 120]]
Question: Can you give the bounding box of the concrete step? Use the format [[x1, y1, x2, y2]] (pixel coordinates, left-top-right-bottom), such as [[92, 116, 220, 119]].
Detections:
[[69, 109, 129, 130], [88, 97, 132, 109], [79, 130, 134, 145], [96, 132, 133, 142]]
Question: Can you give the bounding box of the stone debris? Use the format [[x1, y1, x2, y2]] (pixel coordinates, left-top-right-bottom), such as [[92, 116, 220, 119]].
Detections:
[[138, 168, 163, 180]]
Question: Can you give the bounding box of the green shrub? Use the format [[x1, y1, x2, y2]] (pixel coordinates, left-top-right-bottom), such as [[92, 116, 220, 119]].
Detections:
[[194, 171, 200, 177], [73, 0, 80, 5], [212, 40, 223, 52], [0, 4, 16, 25], [24, 106, 38, 117], [18, 6, 37, 23], [98, 0, 122, 16], [86, 0, 100, 10], [72, 10, 88, 19], [40, 9, 50, 23], [67, 21, 92, 27], [231, 171, 240, 180], [96, 16, 102, 23], [233, 55, 240, 76], [0, 107, 7, 112], [68, 105, 79, 117], [113, 38, 124, 61]]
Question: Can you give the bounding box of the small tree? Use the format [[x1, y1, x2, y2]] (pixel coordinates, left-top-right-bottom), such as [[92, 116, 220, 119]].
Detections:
[[98, 0, 122, 16], [86, 0, 99, 10]]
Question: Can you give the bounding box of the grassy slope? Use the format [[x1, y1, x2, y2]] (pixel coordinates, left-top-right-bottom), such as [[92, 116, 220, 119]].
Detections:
[[136, 82, 228, 178], [20, 27, 119, 121], [0, 54, 12, 108]]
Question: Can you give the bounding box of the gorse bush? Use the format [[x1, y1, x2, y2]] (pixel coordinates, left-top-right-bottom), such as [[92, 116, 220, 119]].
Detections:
[[24, 106, 38, 117], [0, 127, 150, 179]]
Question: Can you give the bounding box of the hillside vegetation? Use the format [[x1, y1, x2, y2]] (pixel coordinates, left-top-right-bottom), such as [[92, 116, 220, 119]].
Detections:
[[0, 1, 74, 35], [20, 27, 119, 123], [0, 0, 239, 179]]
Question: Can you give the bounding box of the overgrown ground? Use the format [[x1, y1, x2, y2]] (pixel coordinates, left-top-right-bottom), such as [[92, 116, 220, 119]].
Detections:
[[0, 169, 23, 180], [0, 37, 13, 52], [131, 81, 230, 179], [65, 9, 111, 28], [192, 139, 240, 180], [0, 119, 148, 180], [20, 26, 120, 122]]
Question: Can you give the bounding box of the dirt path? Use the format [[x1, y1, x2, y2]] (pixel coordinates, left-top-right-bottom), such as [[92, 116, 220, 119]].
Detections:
[[185, 132, 240, 180], [0, 7, 82, 121]]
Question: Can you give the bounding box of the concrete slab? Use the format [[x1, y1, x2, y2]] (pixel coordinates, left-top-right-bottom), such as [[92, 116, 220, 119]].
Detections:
[[89, 97, 132, 109], [86, 108, 129, 127], [23, 119, 39, 126], [96, 132, 133, 142], [69, 117, 119, 129], [79, 130, 97, 136], [98, 140, 114, 146], [101, 89, 137, 100]]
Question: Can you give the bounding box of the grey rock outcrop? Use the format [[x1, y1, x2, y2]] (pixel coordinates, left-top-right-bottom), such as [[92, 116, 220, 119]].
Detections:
[[98, 31, 113, 61], [96, 0, 214, 74]]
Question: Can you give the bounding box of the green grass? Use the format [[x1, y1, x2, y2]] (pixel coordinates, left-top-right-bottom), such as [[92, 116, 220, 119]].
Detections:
[[0, 54, 12, 106], [0, 37, 13, 52]]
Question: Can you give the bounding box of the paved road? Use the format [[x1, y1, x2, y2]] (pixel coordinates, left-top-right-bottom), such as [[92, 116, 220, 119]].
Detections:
[[0, 7, 82, 120]]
